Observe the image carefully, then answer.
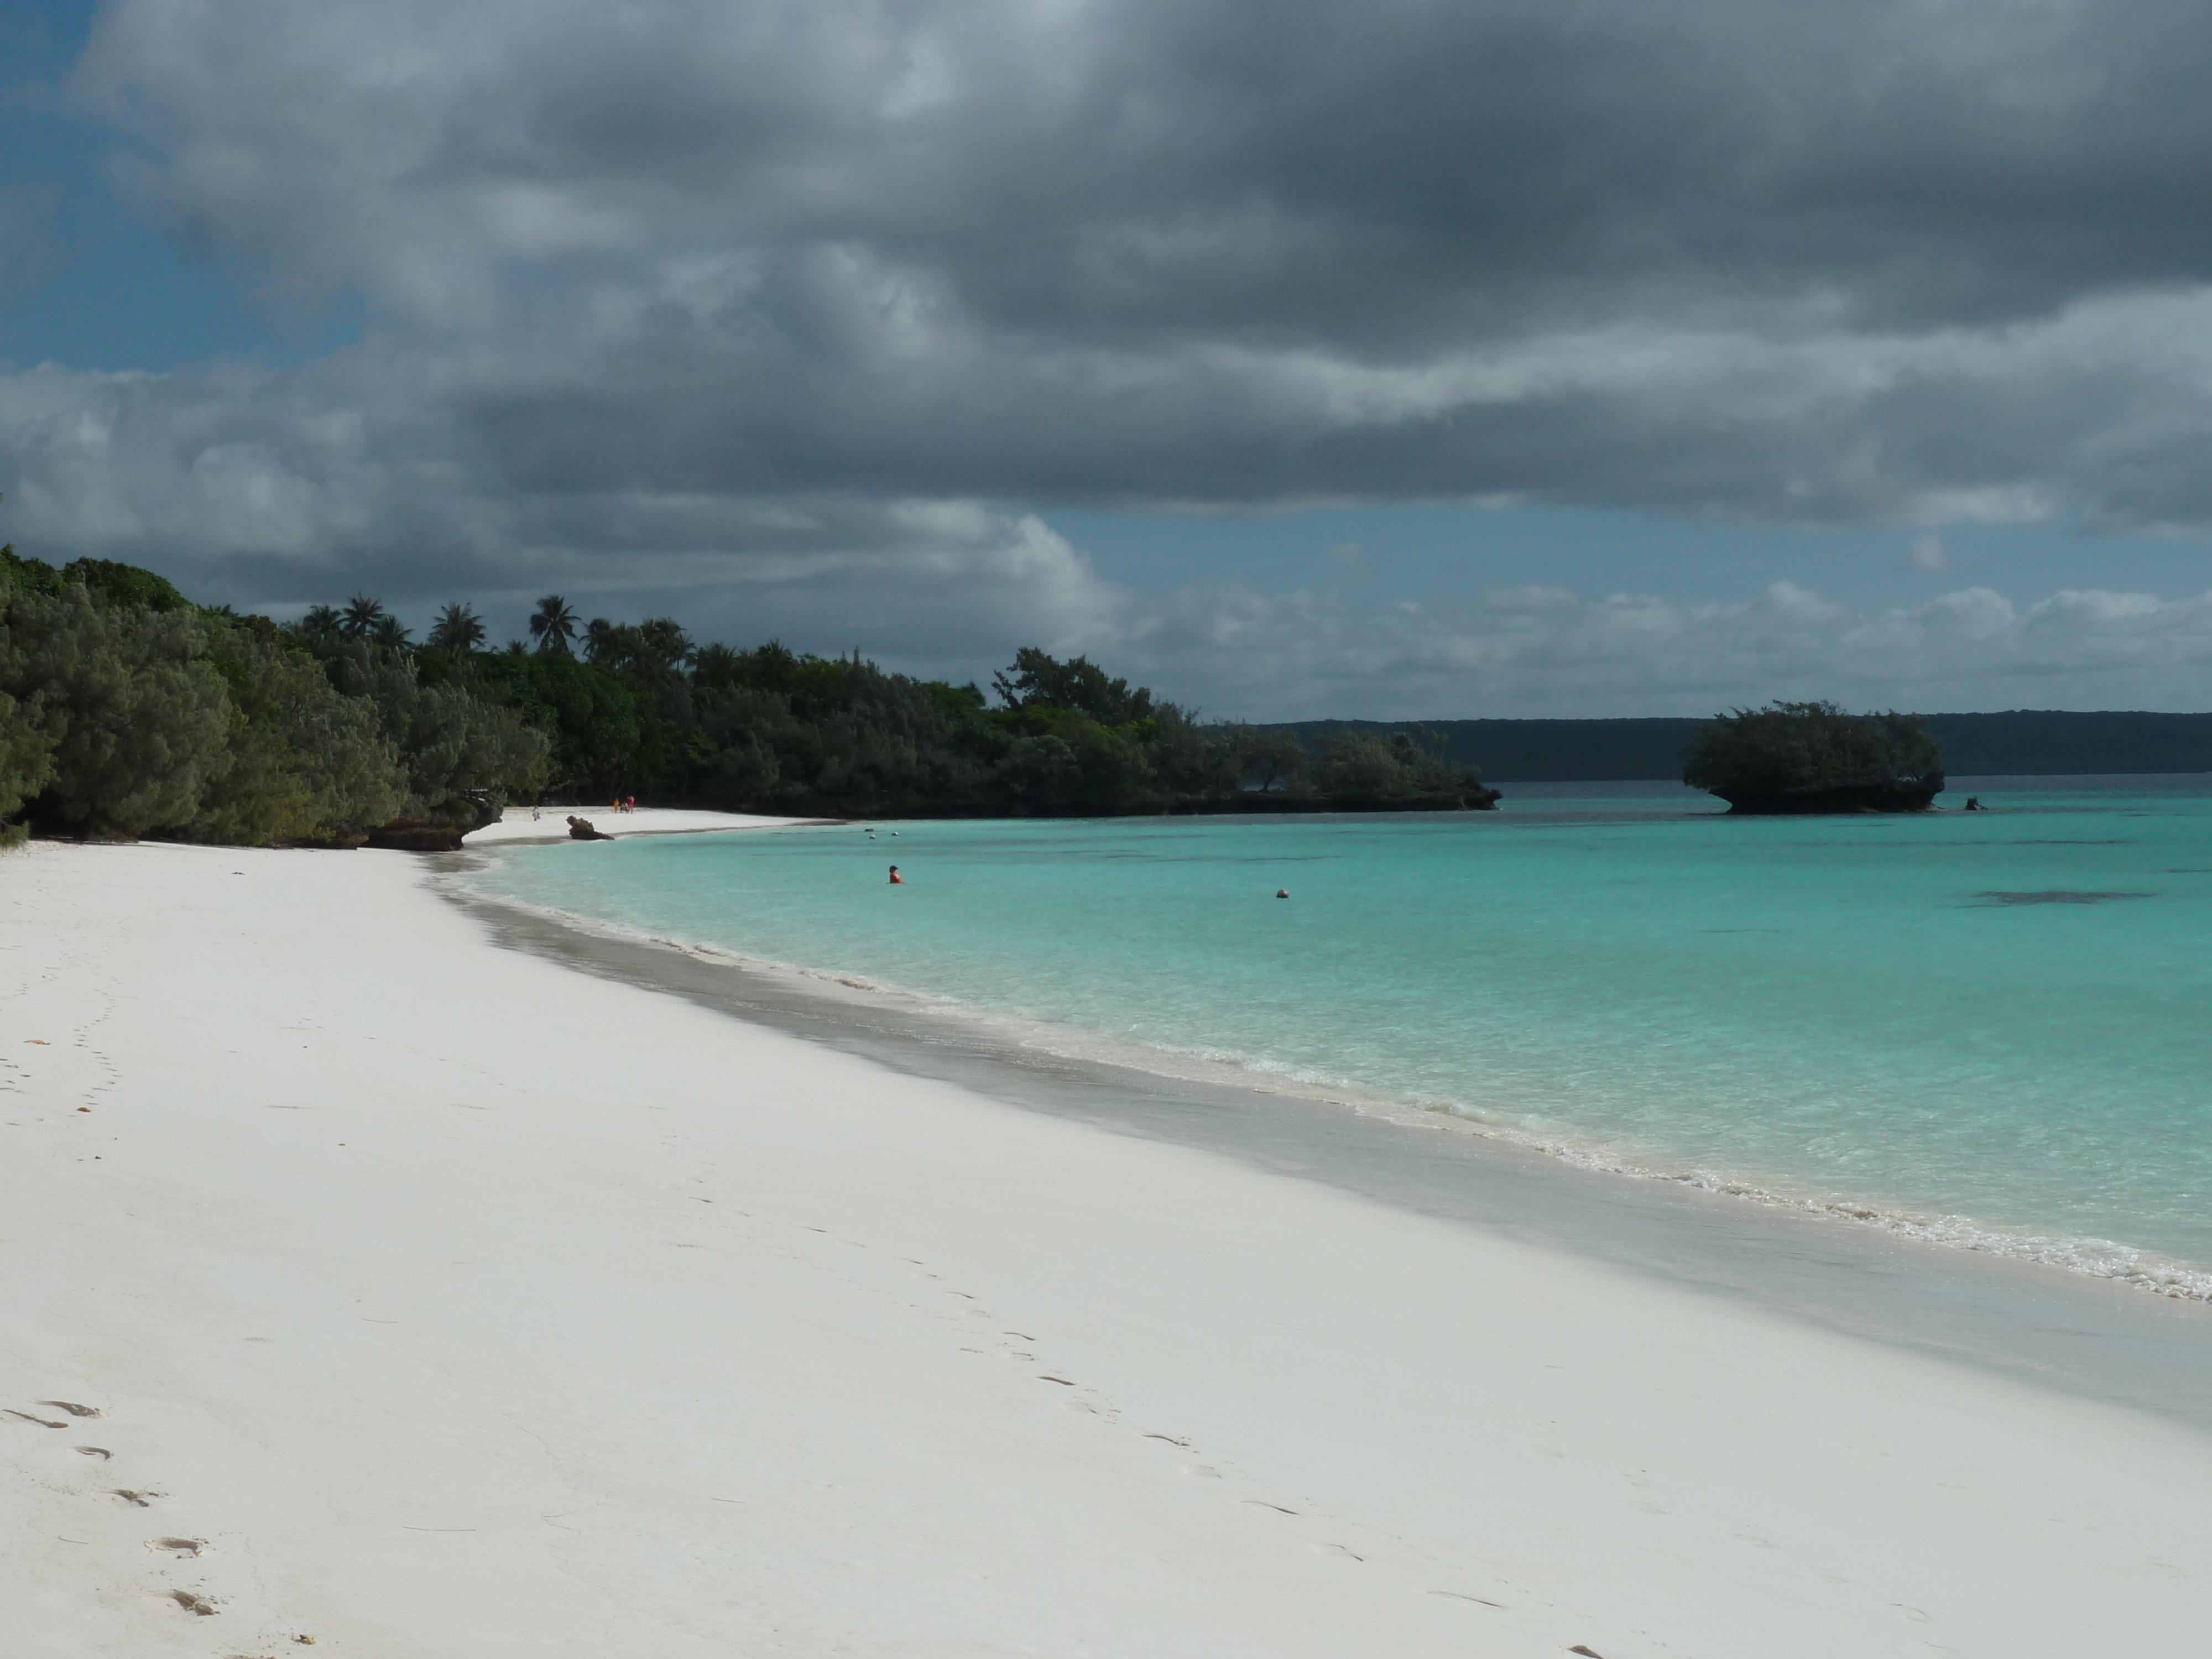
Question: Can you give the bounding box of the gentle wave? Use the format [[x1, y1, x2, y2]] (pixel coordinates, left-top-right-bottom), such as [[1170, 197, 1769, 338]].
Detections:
[[450, 874, 2212, 1305]]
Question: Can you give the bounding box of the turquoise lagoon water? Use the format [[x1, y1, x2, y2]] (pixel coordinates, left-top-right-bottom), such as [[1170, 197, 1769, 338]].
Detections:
[[462, 778, 2212, 1291]]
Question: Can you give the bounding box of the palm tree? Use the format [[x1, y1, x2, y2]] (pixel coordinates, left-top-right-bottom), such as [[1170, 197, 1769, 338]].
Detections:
[[529, 593, 578, 654], [582, 616, 623, 665], [293, 604, 344, 651], [426, 602, 487, 654], [691, 641, 743, 689], [339, 592, 389, 639], [369, 613, 414, 651], [635, 616, 693, 674]]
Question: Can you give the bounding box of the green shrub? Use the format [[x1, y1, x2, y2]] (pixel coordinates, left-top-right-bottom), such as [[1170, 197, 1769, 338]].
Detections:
[[0, 586, 232, 839], [1682, 701, 1941, 796], [321, 641, 549, 817], [186, 622, 408, 844], [0, 686, 55, 847]]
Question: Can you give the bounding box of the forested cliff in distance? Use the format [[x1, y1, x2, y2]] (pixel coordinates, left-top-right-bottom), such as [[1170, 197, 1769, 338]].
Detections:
[[0, 547, 1491, 847], [1275, 712, 2212, 782]]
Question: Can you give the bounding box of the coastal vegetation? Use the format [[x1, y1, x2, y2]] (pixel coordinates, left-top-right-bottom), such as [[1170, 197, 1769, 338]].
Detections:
[[1279, 712, 2212, 782], [0, 543, 1492, 846], [1682, 701, 1944, 813]]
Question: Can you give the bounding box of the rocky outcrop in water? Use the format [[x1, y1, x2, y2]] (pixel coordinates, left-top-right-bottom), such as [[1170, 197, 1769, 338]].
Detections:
[[1684, 702, 1943, 816], [1705, 774, 1945, 815]]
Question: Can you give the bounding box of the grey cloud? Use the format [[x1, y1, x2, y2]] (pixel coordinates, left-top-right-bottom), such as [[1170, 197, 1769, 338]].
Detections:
[[1105, 580, 2212, 719], [30, 0, 2212, 531], [76, 0, 2212, 343], [14, 281, 2212, 549], [0, 353, 1115, 670], [6, 351, 2210, 714]]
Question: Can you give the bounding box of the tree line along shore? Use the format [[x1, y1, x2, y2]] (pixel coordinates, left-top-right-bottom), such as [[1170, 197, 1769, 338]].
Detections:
[[0, 547, 1493, 849]]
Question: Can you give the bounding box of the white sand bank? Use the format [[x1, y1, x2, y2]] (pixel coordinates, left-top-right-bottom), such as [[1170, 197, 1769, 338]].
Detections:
[[4, 841, 2211, 1658], [465, 805, 821, 844]]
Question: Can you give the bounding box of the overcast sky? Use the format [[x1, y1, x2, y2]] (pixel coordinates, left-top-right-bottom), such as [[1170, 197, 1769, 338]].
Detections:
[[3, 0, 2211, 717]]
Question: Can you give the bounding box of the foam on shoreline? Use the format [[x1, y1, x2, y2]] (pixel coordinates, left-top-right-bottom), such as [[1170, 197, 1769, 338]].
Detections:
[[441, 863, 2212, 1434], [448, 862, 2212, 1308]]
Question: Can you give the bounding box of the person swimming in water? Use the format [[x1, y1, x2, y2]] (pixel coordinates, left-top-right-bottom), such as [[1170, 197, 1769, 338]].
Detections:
[[889, 865, 904, 884]]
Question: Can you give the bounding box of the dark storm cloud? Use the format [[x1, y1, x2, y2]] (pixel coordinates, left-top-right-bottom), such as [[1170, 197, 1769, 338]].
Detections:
[[80, 0, 2212, 337], [4, 0, 2212, 711], [34, 0, 2212, 521]]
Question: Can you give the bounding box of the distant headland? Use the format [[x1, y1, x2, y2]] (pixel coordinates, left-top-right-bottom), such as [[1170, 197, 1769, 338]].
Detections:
[[1269, 709, 2212, 783]]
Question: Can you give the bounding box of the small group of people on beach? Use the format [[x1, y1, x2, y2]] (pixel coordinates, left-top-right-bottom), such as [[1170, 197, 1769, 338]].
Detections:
[[611, 795, 639, 813]]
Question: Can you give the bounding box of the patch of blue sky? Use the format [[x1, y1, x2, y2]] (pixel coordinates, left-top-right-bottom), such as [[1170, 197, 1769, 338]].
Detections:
[[0, 0, 362, 372]]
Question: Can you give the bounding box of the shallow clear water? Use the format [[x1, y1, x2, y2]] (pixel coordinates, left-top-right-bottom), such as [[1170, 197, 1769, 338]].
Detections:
[[463, 777, 2212, 1280]]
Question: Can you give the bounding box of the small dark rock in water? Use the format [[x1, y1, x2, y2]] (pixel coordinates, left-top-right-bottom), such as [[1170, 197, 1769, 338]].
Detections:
[[567, 816, 615, 842], [1276, 888, 1290, 899], [1975, 889, 2154, 906]]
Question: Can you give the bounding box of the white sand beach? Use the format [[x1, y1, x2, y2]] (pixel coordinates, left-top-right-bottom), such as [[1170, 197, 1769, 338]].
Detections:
[[6, 839, 2212, 1658]]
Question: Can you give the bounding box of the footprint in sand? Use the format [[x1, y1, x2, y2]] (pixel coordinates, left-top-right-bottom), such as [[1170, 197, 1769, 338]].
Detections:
[[111, 1489, 162, 1507], [5, 1408, 67, 1428], [168, 1589, 218, 1615], [149, 1537, 206, 1556], [39, 1400, 101, 1417], [75, 1446, 112, 1459]]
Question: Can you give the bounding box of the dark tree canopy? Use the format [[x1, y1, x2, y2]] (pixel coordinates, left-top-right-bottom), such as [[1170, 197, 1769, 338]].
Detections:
[[992, 647, 1156, 726]]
